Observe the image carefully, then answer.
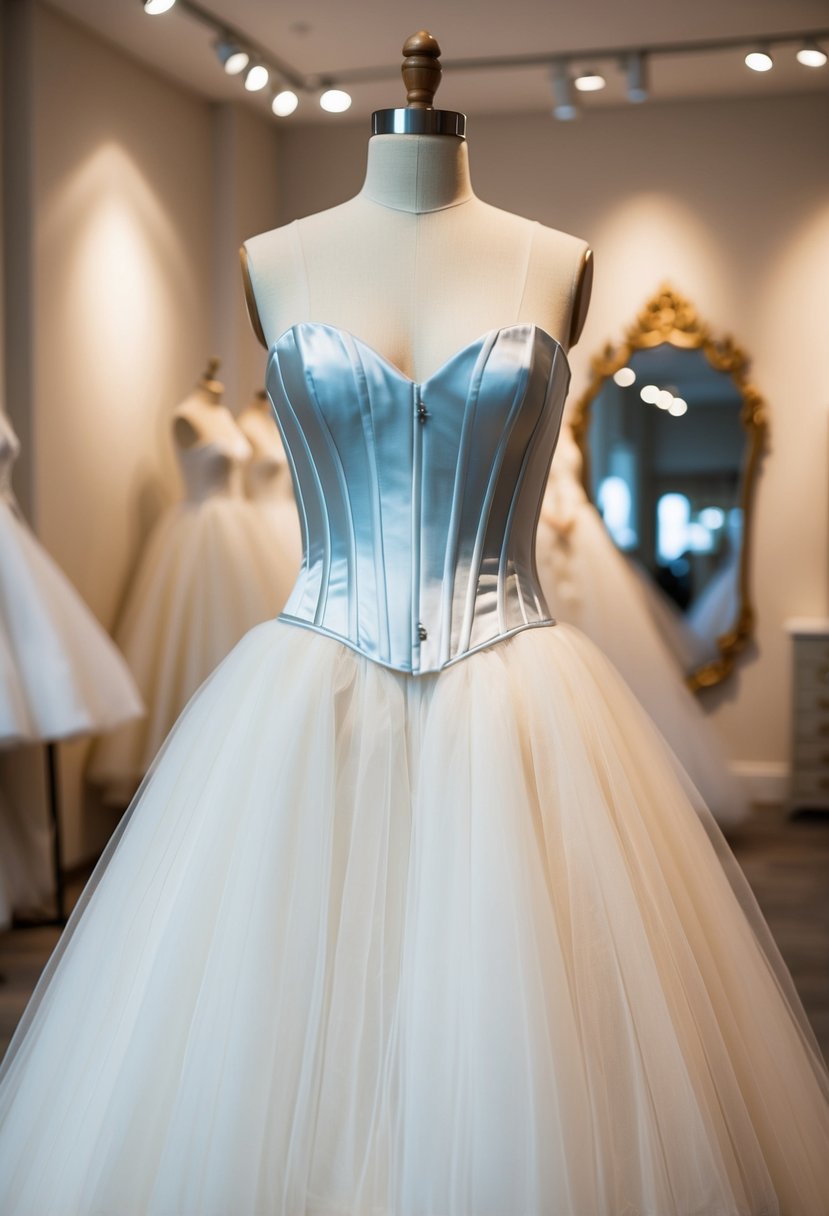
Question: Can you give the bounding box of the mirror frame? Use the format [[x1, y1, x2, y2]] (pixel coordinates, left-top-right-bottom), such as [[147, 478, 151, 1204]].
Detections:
[[570, 284, 769, 693]]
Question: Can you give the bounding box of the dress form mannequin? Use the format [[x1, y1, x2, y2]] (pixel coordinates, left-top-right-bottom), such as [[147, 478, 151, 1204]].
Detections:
[[171, 358, 250, 461], [242, 36, 592, 373], [88, 361, 286, 801]]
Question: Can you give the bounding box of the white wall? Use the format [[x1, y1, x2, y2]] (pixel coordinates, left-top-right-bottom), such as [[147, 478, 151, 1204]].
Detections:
[[276, 92, 829, 772]]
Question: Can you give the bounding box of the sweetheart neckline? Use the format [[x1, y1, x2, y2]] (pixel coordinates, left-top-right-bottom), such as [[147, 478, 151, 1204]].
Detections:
[[267, 321, 569, 388]]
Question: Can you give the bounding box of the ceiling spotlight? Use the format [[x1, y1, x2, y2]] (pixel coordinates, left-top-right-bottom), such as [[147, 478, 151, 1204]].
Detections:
[[551, 63, 578, 121], [656, 389, 674, 410], [272, 90, 299, 117], [214, 36, 249, 76], [668, 397, 688, 417], [640, 384, 660, 404], [796, 40, 827, 68], [245, 63, 270, 92], [745, 47, 774, 72], [319, 88, 352, 113], [144, 0, 176, 12], [574, 70, 606, 92], [613, 367, 636, 387], [624, 52, 649, 103]]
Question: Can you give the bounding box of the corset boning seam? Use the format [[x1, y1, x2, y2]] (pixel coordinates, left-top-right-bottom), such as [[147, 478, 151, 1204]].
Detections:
[[440, 333, 496, 664], [301, 351, 355, 631], [268, 351, 319, 622], [350, 334, 393, 665]]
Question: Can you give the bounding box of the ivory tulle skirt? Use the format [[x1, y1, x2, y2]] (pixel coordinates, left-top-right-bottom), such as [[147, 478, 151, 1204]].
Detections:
[[0, 500, 142, 745], [1, 621, 828, 1214], [536, 506, 748, 826], [87, 496, 294, 798]]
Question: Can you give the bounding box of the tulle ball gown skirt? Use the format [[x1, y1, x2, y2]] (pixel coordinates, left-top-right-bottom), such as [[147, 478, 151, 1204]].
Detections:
[[1, 622, 828, 1214]]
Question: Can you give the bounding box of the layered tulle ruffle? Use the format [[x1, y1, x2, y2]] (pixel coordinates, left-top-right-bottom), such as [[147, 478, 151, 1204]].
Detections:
[[0, 504, 142, 745], [1, 621, 828, 1214]]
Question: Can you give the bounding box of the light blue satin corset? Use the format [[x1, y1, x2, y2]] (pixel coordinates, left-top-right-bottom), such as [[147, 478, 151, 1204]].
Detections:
[[266, 322, 570, 674]]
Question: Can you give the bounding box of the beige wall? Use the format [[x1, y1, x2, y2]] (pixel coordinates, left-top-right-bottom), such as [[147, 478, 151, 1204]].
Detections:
[[5, 4, 279, 864], [211, 102, 281, 409], [276, 93, 829, 774]]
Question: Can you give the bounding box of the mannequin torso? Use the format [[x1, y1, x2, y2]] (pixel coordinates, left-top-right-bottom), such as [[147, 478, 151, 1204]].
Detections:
[[237, 393, 292, 501], [242, 135, 592, 382], [172, 388, 248, 455], [171, 388, 251, 503]]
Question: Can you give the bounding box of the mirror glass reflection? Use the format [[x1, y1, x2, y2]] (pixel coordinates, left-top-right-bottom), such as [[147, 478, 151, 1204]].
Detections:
[[587, 344, 745, 675]]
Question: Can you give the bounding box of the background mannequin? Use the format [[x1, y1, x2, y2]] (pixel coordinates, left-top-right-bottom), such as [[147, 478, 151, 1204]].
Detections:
[[0, 410, 142, 746], [535, 420, 747, 825], [238, 389, 302, 578], [0, 408, 142, 922], [87, 361, 287, 802]]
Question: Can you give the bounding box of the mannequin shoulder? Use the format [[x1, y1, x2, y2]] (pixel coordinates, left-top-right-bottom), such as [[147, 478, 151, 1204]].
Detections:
[[171, 403, 203, 450], [524, 221, 593, 349], [240, 222, 305, 350], [171, 401, 242, 453], [241, 203, 359, 347]]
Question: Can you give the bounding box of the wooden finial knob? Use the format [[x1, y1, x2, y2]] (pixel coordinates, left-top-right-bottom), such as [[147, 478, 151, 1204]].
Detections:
[[199, 356, 224, 399], [401, 31, 442, 108]]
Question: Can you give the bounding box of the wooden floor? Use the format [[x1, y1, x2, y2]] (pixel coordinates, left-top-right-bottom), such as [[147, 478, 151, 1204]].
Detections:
[[1, 807, 828, 1063]]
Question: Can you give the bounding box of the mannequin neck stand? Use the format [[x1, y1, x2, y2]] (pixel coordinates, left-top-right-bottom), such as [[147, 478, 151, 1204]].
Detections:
[[360, 134, 474, 214]]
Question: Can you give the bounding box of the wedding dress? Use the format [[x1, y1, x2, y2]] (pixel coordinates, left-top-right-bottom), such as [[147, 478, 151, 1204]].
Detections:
[[535, 423, 749, 825], [0, 412, 142, 745], [87, 415, 288, 798], [1, 323, 828, 1215]]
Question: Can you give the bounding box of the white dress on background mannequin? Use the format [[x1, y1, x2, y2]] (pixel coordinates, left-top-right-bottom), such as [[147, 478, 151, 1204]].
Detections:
[[0, 412, 142, 745], [1, 138, 828, 1215], [535, 422, 748, 825], [87, 394, 287, 799], [238, 392, 302, 589]]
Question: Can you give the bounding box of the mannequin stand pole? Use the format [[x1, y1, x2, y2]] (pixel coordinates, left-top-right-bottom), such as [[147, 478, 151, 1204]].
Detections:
[[12, 742, 67, 930], [46, 743, 66, 925]]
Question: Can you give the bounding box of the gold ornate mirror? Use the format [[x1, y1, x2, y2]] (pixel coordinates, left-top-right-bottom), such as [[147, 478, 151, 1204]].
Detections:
[[570, 285, 768, 692]]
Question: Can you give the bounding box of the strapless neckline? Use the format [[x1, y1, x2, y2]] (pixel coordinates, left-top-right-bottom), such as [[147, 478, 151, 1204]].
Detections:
[[268, 321, 569, 389]]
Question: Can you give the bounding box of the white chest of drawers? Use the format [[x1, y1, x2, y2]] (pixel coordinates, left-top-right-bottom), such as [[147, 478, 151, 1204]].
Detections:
[[787, 619, 829, 813]]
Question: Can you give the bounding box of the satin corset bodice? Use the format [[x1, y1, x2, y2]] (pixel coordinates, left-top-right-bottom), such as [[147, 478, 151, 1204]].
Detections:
[[266, 322, 569, 674]]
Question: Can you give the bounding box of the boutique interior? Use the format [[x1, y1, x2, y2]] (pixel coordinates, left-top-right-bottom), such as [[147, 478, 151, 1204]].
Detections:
[[1, 0, 829, 1145]]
